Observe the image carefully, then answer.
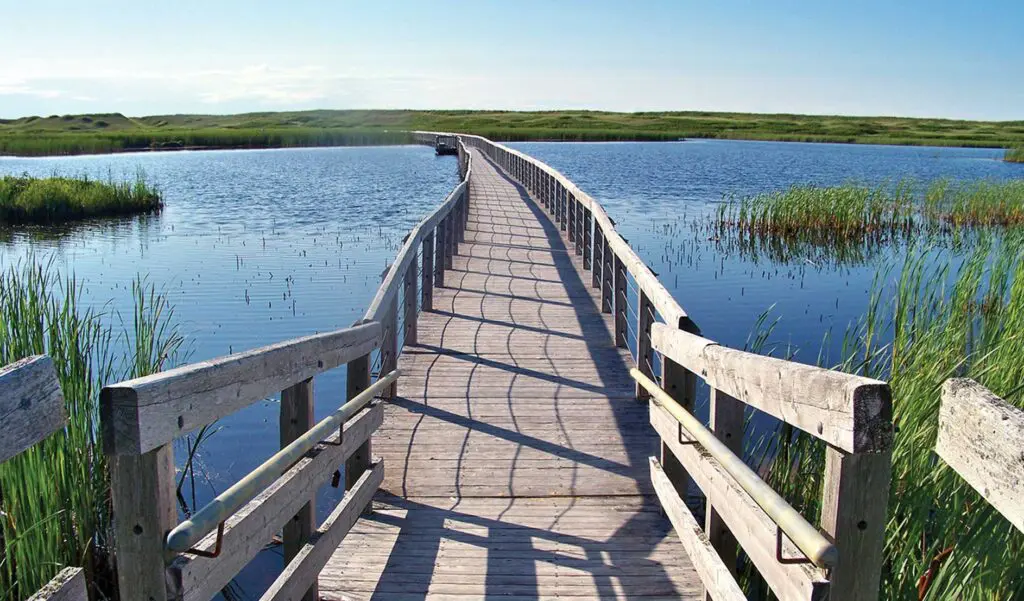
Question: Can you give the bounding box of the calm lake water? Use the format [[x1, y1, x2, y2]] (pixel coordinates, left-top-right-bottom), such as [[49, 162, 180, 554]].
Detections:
[[0, 140, 1019, 598]]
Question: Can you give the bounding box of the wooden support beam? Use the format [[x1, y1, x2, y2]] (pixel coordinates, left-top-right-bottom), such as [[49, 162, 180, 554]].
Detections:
[[583, 209, 592, 270], [0, 355, 66, 463], [404, 259, 418, 346], [592, 227, 604, 289], [434, 219, 446, 287], [602, 236, 614, 313], [280, 378, 317, 601], [567, 195, 577, 243]]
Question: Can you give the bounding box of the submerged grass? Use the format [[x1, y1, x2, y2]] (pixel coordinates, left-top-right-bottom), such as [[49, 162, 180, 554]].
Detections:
[[0, 173, 163, 224], [750, 234, 1024, 600], [0, 258, 184, 599]]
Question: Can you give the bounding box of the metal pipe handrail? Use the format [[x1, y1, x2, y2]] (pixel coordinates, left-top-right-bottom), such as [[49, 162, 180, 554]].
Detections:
[[165, 368, 402, 554], [631, 368, 838, 569]]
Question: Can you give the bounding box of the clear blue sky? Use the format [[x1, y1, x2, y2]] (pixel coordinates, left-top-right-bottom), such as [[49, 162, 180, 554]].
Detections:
[[1, 0, 1021, 120]]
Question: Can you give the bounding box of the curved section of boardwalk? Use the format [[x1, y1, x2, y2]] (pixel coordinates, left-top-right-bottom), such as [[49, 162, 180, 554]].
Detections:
[[321, 150, 698, 599]]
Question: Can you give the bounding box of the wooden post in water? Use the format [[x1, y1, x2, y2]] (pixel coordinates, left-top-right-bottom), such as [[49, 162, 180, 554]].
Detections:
[[280, 378, 317, 601], [435, 218, 447, 287], [108, 444, 177, 601], [583, 209, 592, 270], [422, 231, 434, 310], [345, 352, 372, 490], [404, 260, 418, 346], [602, 237, 614, 313], [614, 255, 628, 348], [705, 387, 744, 592], [636, 290, 655, 400]]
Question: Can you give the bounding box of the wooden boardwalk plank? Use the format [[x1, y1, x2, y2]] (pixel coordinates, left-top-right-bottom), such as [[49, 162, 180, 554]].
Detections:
[[321, 149, 698, 599]]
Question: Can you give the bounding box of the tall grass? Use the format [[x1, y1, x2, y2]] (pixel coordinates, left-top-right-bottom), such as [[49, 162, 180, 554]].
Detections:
[[751, 234, 1024, 600], [1005, 147, 1024, 163], [924, 178, 1024, 226], [0, 258, 184, 599], [715, 181, 918, 247], [0, 173, 162, 224]]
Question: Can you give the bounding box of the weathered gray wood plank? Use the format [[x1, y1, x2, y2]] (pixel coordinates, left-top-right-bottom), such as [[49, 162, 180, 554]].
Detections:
[[0, 355, 66, 463], [25, 567, 87, 601]]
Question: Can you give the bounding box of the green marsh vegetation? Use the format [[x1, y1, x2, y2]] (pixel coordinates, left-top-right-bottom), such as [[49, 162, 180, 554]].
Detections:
[[0, 258, 185, 599], [713, 178, 1024, 264], [2, 110, 1024, 156], [0, 172, 162, 224], [1005, 147, 1024, 163]]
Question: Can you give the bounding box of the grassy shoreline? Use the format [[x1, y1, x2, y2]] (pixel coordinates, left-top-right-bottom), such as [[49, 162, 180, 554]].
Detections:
[[0, 173, 162, 224], [2, 110, 1023, 156]]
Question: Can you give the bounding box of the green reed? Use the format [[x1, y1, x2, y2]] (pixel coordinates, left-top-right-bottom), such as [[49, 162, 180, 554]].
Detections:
[[715, 181, 918, 246], [749, 233, 1024, 600], [0, 258, 184, 599], [1005, 147, 1024, 163], [924, 178, 1024, 226], [0, 172, 162, 224]]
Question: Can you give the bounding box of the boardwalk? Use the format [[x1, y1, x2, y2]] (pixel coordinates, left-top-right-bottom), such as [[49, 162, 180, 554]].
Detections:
[[320, 150, 700, 599]]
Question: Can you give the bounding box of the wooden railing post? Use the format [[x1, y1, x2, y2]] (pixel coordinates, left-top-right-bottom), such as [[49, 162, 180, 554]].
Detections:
[[602, 237, 614, 313], [576, 207, 585, 256], [567, 195, 577, 245], [382, 290, 398, 400], [636, 290, 655, 400], [820, 448, 891, 601], [592, 227, 604, 289], [558, 188, 566, 229], [614, 255, 628, 347], [583, 209, 592, 269], [108, 444, 177, 601], [404, 261, 418, 346], [345, 353, 372, 490], [705, 387, 744, 592], [422, 232, 434, 310], [444, 214, 455, 269], [280, 378, 317, 601], [435, 218, 447, 287]]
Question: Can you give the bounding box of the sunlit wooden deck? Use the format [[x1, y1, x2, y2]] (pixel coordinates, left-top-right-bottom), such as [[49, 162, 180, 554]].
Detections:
[[320, 150, 701, 599]]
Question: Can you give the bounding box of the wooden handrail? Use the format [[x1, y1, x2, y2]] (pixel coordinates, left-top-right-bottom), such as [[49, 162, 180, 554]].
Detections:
[[937, 378, 1024, 533]]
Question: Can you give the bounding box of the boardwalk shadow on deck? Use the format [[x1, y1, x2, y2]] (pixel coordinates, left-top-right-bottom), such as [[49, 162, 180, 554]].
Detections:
[[346, 155, 685, 600]]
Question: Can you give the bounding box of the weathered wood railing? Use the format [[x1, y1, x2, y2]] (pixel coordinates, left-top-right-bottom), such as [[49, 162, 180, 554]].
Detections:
[[0, 356, 88, 601], [936, 378, 1024, 533], [437, 133, 895, 601], [100, 137, 472, 601]]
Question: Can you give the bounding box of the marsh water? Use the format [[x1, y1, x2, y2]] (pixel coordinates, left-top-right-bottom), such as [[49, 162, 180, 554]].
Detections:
[[0, 140, 1018, 598]]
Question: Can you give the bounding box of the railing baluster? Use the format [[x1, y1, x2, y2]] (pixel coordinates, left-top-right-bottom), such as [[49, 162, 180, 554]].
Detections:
[[404, 261, 417, 346], [345, 353, 372, 490], [382, 293, 398, 399], [435, 218, 446, 287], [108, 445, 177, 601], [583, 209, 592, 269], [567, 194, 577, 244], [280, 378, 317, 601], [602, 236, 614, 313], [705, 387, 744, 589], [635, 290, 655, 400], [444, 214, 455, 269], [592, 227, 603, 289], [614, 255, 628, 347], [422, 231, 434, 310]]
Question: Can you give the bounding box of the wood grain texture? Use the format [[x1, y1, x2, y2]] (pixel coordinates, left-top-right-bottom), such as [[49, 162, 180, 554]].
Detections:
[[25, 567, 87, 601], [651, 322, 893, 454], [319, 147, 699, 599], [0, 355, 66, 463], [102, 321, 382, 455], [936, 378, 1024, 532]]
